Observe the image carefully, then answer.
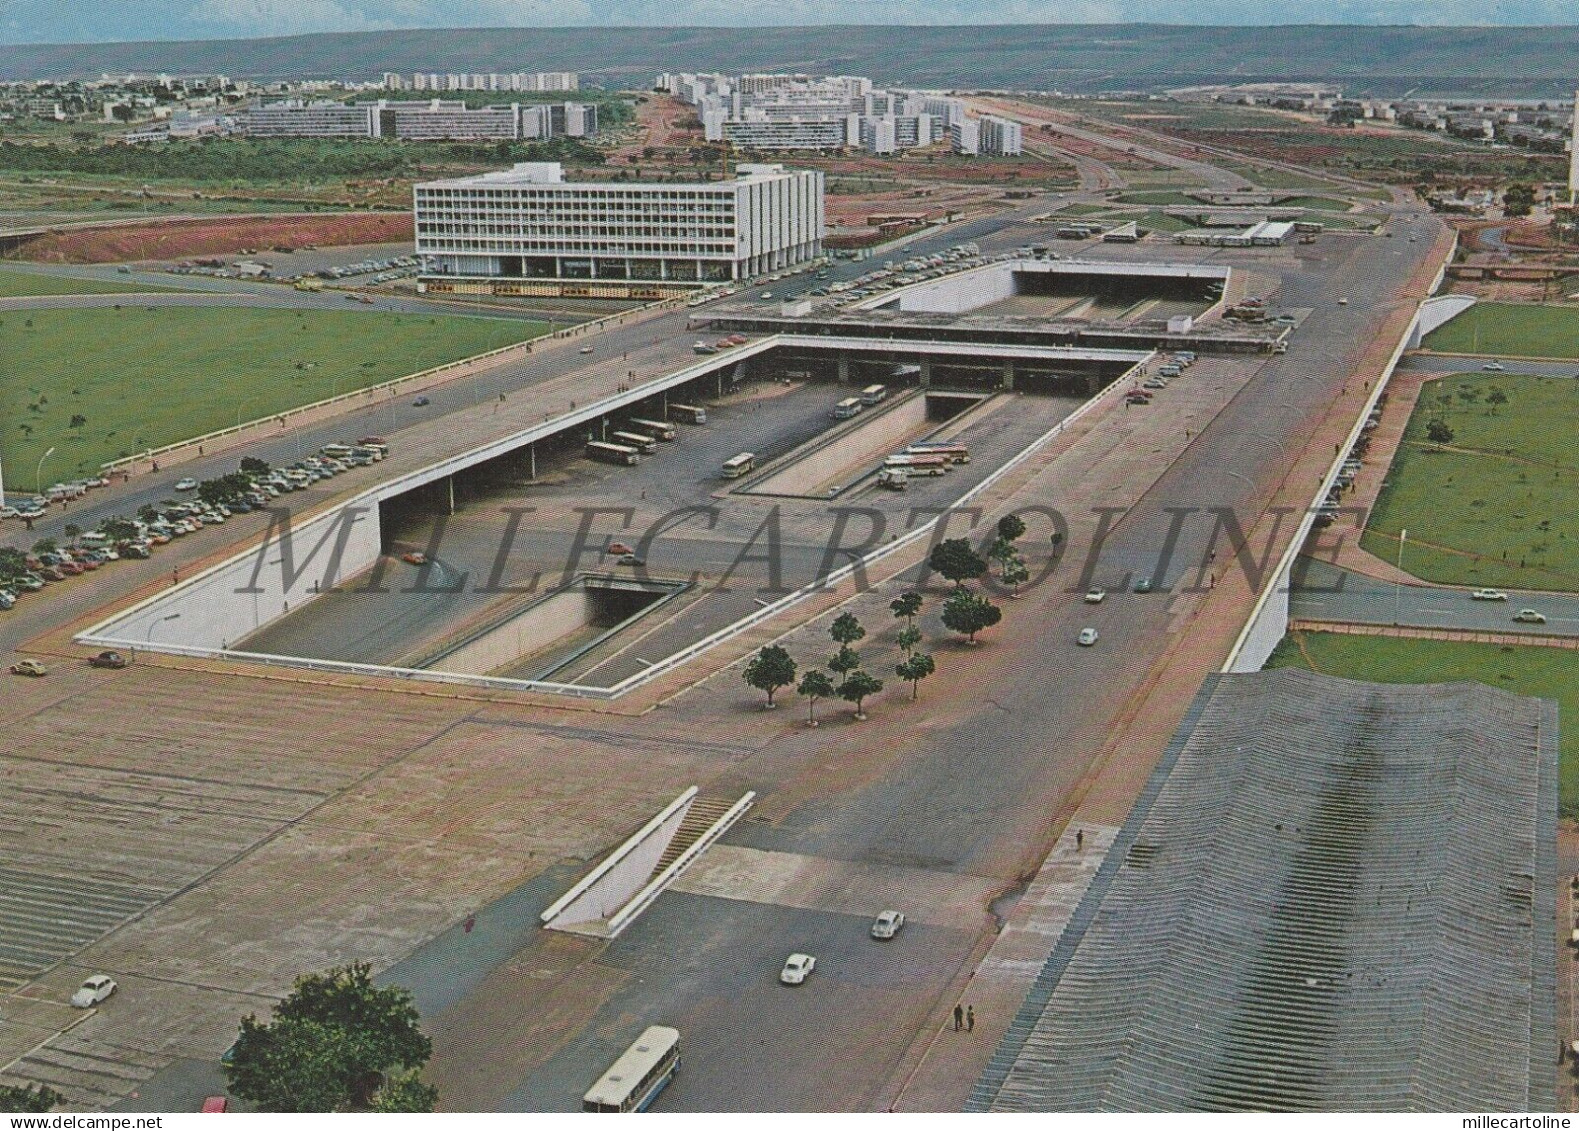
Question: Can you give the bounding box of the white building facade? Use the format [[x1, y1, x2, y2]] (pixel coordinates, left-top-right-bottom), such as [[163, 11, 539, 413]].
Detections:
[[414, 162, 823, 284]]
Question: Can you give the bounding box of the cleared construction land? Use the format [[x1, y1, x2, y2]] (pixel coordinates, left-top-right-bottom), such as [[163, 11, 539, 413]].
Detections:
[[1, 306, 547, 486]]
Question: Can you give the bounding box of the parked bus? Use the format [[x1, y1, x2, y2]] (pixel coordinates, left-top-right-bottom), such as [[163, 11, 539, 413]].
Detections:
[[721, 452, 756, 479], [860, 383, 889, 406], [669, 403, 708, 425], [883, 453, 949, 477], [832, 397, 863, 420], [627, 417, 678, 442], [610, 430, 659, 455], [583, 1026, 681, 1112], [586, 440, 641, 466], [320, 443, 354, 459], [907, 441, 971, 465]]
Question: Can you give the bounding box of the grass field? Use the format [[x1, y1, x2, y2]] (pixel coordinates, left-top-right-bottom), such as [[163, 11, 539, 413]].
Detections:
[[0, 267, 186, 298], [1361, 372, 1579, 590], [1267, 629, 1579, 814], [1, 306, 546, 485], [1422, 301, 1579, 358]]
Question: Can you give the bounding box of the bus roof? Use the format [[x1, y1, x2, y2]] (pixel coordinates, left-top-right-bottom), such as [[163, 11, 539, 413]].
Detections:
[[583, 1026, 680, 1108]]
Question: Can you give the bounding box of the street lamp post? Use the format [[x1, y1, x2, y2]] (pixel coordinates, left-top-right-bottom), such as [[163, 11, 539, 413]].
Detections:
[[1394, 528, 1407, 625], [35, 445, 55, 493], [146, 611, 181, 644]]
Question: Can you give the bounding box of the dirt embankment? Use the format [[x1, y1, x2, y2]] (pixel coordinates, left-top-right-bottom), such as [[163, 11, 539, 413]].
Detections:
[[9, 211, 414, 264]]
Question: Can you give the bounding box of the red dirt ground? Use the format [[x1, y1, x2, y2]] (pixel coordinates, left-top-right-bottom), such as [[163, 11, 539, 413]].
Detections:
[[11, 211, 414, 264]]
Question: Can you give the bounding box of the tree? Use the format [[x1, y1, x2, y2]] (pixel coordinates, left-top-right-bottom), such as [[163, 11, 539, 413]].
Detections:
[[32, 537, 56, 556], [896, 651, 936, 701], [226, 1015, 356, 1112], [838, 670, 884, 719], [63, 522, 82, 547], [0, 1083, 64, 1113], [896, 624, 923, 654], [69, 413, 87, 431], [941, 589, 1002, 644], [1485, 388, 1508, 413], [1426, 419, 1455, 445], [929, 537, 987, 588], [102, 517, 138, 544], [996, 513, 1026, 544], [829, 611, 866, 648], [999, 553, 1030, 598], [138, 503, 159, 523], [227, 963, 432, 1112], [889, 590, 922, 625], [743, 644, 797, 709], [829, 644, 862, 678], [797, 668, 835, 727], [240, 456, 271, 475], [373, 1069, 437, 1113]]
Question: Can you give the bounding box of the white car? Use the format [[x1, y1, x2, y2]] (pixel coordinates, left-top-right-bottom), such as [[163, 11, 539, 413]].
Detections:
[[1077, 627, 1099, 647], [1471, 588, 1509, 601], [1481, 361, 1506, 371], [71, 974, 117, 1008], [1513, 609, 1548, 624], [780, 953, 817, 985], [174, 477, 198, 491], [870, 911, 906, 939], [1083, 589, 1106, 604], [760, 291, 774, 300]]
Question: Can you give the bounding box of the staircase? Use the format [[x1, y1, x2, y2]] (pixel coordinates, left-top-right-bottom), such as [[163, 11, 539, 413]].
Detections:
[[652, 796, 738, 878]]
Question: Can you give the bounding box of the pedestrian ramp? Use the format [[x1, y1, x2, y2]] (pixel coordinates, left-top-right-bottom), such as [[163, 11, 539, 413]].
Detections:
[[540, 787, 754, 939]]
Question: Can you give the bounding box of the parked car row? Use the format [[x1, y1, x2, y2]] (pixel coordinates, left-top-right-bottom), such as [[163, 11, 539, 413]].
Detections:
[[1126, 351, 1195, 406], [1, 474, 116, 524]]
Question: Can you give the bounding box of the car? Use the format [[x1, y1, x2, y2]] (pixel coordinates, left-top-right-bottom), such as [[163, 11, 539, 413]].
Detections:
[[1513, 609, 1548, 624], [1142, 379, 1168, 390], [1125, 394, 1151, 406], [607, 541, 635, 556], [89, 651, 129, 669], [0, 590, 14, 611], [1077, 628, 1099, 646], [870, 910, 906, 939], [1471, 588, 1509, 601], [174, 477, 198, 491], [1083, 589, 1106, 604], [411, 395, 430, 407], [1337, 297, 1349, 305], [1134, 576, 1154, 593], [71, 975, 116, 1008], [201, 1097, 230, 1113], [780, 953, 816, 984], [579, 346, 595, 354], [11, 657, 48, 677], [1481, 361, 1506, 371], [617, 554, 646, 567], [402, 551, 428, 565], [760, 291, 774, 300]]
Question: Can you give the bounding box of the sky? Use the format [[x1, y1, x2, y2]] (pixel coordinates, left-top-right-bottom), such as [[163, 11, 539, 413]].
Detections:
[[8, 0, 1579, 44]]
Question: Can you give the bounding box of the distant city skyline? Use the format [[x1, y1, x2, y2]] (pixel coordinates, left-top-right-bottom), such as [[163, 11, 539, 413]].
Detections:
[[13, 0, 1579, 46]]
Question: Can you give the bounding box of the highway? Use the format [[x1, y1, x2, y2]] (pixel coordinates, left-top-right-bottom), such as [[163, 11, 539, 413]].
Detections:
[[1291, 557, 1579, 635]]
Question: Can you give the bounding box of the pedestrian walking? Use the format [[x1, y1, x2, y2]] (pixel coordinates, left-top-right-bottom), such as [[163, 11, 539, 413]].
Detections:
[[953, 1004, 964, 1032], [1076, 828, 1084, 851], [967, 1006, 975, 1032], [463, 914, 476, 934]]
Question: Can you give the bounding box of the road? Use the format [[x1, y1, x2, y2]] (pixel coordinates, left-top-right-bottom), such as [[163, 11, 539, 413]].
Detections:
[[1400, 353, 1579, 377], [1291, 557, 1579, 635]]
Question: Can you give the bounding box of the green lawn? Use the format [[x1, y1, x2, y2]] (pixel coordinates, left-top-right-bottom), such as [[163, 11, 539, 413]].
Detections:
[[1361, 372, 1579, 590], [1, 307, 547, 485], [1423, 301, 1579, 358], [0, 266, 187, 298], [1112, 190, 1200, 206], [1267, 630, 1579, 815]]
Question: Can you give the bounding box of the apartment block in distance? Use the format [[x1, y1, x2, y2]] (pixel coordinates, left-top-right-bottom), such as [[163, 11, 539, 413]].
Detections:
[[414, 161, 823, 297]]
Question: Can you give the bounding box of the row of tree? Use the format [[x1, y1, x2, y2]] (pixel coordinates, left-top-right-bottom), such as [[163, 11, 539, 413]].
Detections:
[[743, 516, 1031, 724]]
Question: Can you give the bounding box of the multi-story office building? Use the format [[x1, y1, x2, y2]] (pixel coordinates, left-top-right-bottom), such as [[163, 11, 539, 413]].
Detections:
[[241, 99, 378, 137], [719, 113, 854, 150], [978, 114, 1023, 155], [950, 117, 980, 155], [383, 100, 522, 141], [414, 161, 823, 284]]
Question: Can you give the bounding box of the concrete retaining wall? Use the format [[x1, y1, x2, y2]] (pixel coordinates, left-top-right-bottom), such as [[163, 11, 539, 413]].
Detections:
[[428, 585, 594, 676], [1407, 294, 1477, 349], [896, 264, 1019, 314], [747, 393, 933, 496], [541, 789, 696, 929]]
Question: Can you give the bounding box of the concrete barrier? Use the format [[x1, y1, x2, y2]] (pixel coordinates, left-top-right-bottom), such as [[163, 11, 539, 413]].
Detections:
[[1406, 293, 1476, 349], [541, 788, 697, 931], [745, 391, 933, 497]]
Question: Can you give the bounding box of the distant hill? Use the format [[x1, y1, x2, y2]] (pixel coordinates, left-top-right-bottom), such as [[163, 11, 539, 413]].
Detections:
[[6, 24, 1579, 97]]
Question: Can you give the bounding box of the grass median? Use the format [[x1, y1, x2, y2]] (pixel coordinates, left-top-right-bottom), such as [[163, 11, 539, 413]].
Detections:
[[0, 265, 188, 298], [1422, 301, 1579, 359], [2, 305, 547, 486], [1268, 629, 1579, 815], [1362, 372, 1579, 591]]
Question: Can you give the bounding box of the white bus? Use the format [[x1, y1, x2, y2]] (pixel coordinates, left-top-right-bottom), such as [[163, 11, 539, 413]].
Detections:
[[906, 441, 971, 465], [610, 430, 659, 455], [883, 453, 949, 477], [669, 403, 708, 425], [832, 397, 863, 420], [586, 440, 641, 466], [627, 417, 678, 442], [860, 383, 889, 406], [721, 452, 756, 479], [583, 1026, 681, 1112]]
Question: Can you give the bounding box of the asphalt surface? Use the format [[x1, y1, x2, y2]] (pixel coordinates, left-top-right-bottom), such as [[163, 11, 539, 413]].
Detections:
[[1400, 353, 1579, 377], [1290, 557, 1579, 635]]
